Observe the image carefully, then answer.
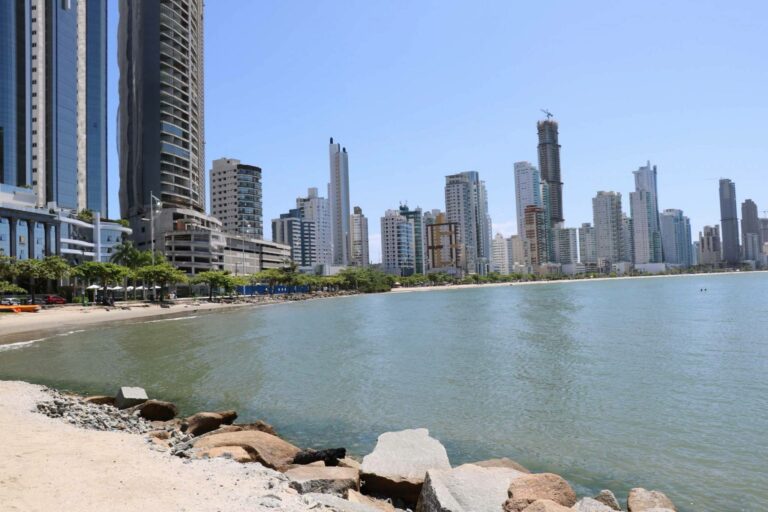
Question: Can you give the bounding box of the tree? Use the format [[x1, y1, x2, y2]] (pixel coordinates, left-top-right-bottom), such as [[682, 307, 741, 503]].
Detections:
[[110, 240, 140, 268], [14, 259, 47, 303], [136, 262, 187, 302], [74, 262, 129, 304], [0, 281, 26, 295], [192, 270, 237, 301], [40, 256, 70, 293]]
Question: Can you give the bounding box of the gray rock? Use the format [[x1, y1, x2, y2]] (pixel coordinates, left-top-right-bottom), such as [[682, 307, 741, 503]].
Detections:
[[285, 466, 359, 497], [305, 492, 384, 512], [572, 497, 616, 512], [416, 464, 525, 512], [627, 488, 676, 512], [593, 490, 621, 511], [361, 428, 451, 506], [115, 386, 148, 409], [469, 457, 530, 474]]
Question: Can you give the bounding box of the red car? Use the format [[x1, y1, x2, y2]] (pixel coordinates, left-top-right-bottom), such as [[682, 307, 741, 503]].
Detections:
[[43, 295, 67, 305]]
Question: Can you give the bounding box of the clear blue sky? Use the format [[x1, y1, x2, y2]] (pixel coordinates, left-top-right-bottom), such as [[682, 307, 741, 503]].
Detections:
[[106, 0, 768, 262]]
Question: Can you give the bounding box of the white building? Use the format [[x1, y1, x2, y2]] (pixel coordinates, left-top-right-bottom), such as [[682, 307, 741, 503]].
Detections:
[[578, 223, 597, 264], [296, 188, 333, 266], [507, 235, 526, 273], [660, 209, 692, 267], [445, 171, 491, 274], [329, 138, 351, 266], [350, 206, 369, 267], [631, 162, 662, 264], [553, 227, 578, 265], [381, 210, 415, 276], [491, 233, 509, 274], [210, 158, 263, 238], [593, 191, 624, 267], [514, 162, 542, 240]]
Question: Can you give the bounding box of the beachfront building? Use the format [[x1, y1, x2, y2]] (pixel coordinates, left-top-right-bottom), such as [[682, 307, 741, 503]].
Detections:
[[514, 161, 542, 240], [0, 186, 59, 260], [593, 191, 624, 269], [578, 223, 597, 265], [329, 138, 351, 266], [553, 227, 578, 265], [507, 235, 526, 274], [445, 171, 492, 274], [699, 225, 722, 266], [491, 233, 509, 274], [630, 162, 662, 264], [350, 206, 369, 267], [398, 204, 425, 273], [425, 211, 463, 277], [741, 199, 761, 261], [621, 214, 634, 265], [272, 188, 333, 269], [210, 158, 263, 239], [537, 117, 564, 226], [718, 179, 739, 265], [381, 209, 415, 277], [660, 209, 693, 268], [524, 205, 549, 270]]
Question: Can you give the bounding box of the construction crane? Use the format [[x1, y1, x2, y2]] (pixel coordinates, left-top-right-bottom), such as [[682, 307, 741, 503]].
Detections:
[[540, 109, 553, 120]]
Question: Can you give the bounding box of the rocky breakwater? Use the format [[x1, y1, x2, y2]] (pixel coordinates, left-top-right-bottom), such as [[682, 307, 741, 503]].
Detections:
[[35, 387, 679, 512]]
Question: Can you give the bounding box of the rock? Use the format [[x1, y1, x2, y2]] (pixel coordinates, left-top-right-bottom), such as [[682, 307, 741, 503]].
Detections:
[[293, 447, 347, 466], [304, 492, 383, 512], [521, 499, 572, 512], [503, 473, 577, 512], [114, 387, 148, 409], [627, 488, 676, 512], [129, 399, 178, 421], [572, 497, 617, 512], [183, 411, 238, 437], [339, 457, 362, 470], [361, 428, 451, 506], [347, 490, 397, 512], [415, 464, 525, 512], [285, 466, 360, 496], [149, 430, 171, 440], [469, 457, 530, 473], [83, 395, 115, 406], [193, 445, 253, 463], [593, 490, 621, 511], [191, 430, 300, 470]]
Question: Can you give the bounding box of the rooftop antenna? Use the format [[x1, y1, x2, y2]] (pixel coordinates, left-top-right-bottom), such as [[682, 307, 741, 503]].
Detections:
[[540, 109, 553, 120]]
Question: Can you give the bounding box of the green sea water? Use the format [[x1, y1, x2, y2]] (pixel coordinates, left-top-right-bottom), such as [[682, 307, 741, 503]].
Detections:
[[1, 272, 766, 511]]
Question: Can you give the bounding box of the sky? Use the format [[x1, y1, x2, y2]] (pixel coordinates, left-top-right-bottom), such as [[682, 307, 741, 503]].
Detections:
[[106, 0, 768, 262]]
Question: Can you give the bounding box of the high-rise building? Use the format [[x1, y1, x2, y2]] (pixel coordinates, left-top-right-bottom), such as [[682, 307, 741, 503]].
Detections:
[[491, 233, 509, 274], [381, 209, 415, 276], [759, 218, 768, 249], [630, 162, 662, 264], [691, 241, 700, 266], [741, 199, 761, 260], [593, 191, 624, 266], [507, 235, 526, 273], [425, 211, 462, 276], [537, 117, 563, 226], [578, 223, 597, 264], [699, 225, 722, 266], [445, 171, 491, 274], [719, 179, 740, 265], [660, 209, 692, 267], [553, 227, 578, 265], [329, 138, 351, 266], [524, 205, 548, 268], [210, 158, 262, 238], [295, 187, 332, 266], [1, 0, 108, 214], [514, 161, 542, 238], [272, 209, 303, 264], [621, 213, 634, 264], [398, 205, 425, 274], [350, 206, 369, 267], [119, 0, 207, 249]]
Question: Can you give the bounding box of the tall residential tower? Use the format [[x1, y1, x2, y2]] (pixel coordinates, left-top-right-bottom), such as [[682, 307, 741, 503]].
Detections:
[[329, 138, 351, 266], [537, 117, 563, 226], [719, 179, 739, 265]]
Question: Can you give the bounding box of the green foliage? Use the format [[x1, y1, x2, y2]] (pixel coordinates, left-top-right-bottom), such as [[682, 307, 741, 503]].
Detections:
[[0, 280, 26, 294], [76, 209, 94, 223], [336, 267, 395, 293], [192, 270, 239, 300], [74, 261, 129, 287], [136, 262, 187, 287]]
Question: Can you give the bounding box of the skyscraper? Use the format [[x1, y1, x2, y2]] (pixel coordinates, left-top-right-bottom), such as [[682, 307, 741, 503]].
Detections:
[[741, 199, 761, 260], [210, 158, 263, 238], [524, 205, 548, 268], [295, 187, 332, 266], [699, 226, 722, 266], [350, 206, 369, 267], [630, 162, 662, 264], [491, 233, 509, 274], [1, 0, 108, 214], [381, 209, 415, 276], [660, 209, 693, 267], [537, 117, 563, 226], [514, 161, 542, 239], [445, 171, 491, 274], [552, 227, 578, 265], [621, 214, 634, 264], [425, 211, 463, 276], [719, 179, 740, 265], [507, 235, 526, 273], [329, 138, 351, 266], [119, 0, 206, 236], [593, 191, 624, 266], [398, 204, 425, 274], [578, 223, 597, 264]]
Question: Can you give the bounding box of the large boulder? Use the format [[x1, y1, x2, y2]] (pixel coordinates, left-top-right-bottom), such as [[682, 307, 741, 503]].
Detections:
[[361, 429, 451, 506], [521, 500, 571, 512], [191, 430, 300, 470], [593, 490, 621, 511], [285, 466, 360, 496], [627, 488, 676, 511], [347, 490, 397, 512], [572, 497, 617, 512], [193, 445, 253, 463], [114, 386, 148, 409], [128, 399, 178, 421], [503, 473, 576, 512], [183, 410, 238, 436], [416, 464, 525, 512], [305, 492, 385, 512], [200, 420, 277, 437], [469, 458, 530, 473]]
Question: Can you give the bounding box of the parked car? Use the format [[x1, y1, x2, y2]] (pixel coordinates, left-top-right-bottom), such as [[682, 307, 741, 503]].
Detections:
[[43, 295, 67, 305], [1, 297, 21, 306]]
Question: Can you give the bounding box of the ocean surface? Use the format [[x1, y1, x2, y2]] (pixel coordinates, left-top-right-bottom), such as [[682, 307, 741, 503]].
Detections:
[[1, 272, 766, 511]]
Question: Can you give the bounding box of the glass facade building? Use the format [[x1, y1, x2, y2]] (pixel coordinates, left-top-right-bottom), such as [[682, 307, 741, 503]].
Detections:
[[85, 0, 108, 215], [0, 0, 27, 187]]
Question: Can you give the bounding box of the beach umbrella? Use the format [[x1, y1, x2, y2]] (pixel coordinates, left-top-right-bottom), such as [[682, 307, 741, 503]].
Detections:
[[134, 286, 145, 291], [86, 284, 100, 290], [111, 286, 124, 291], [126, 286, 134, 291]]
